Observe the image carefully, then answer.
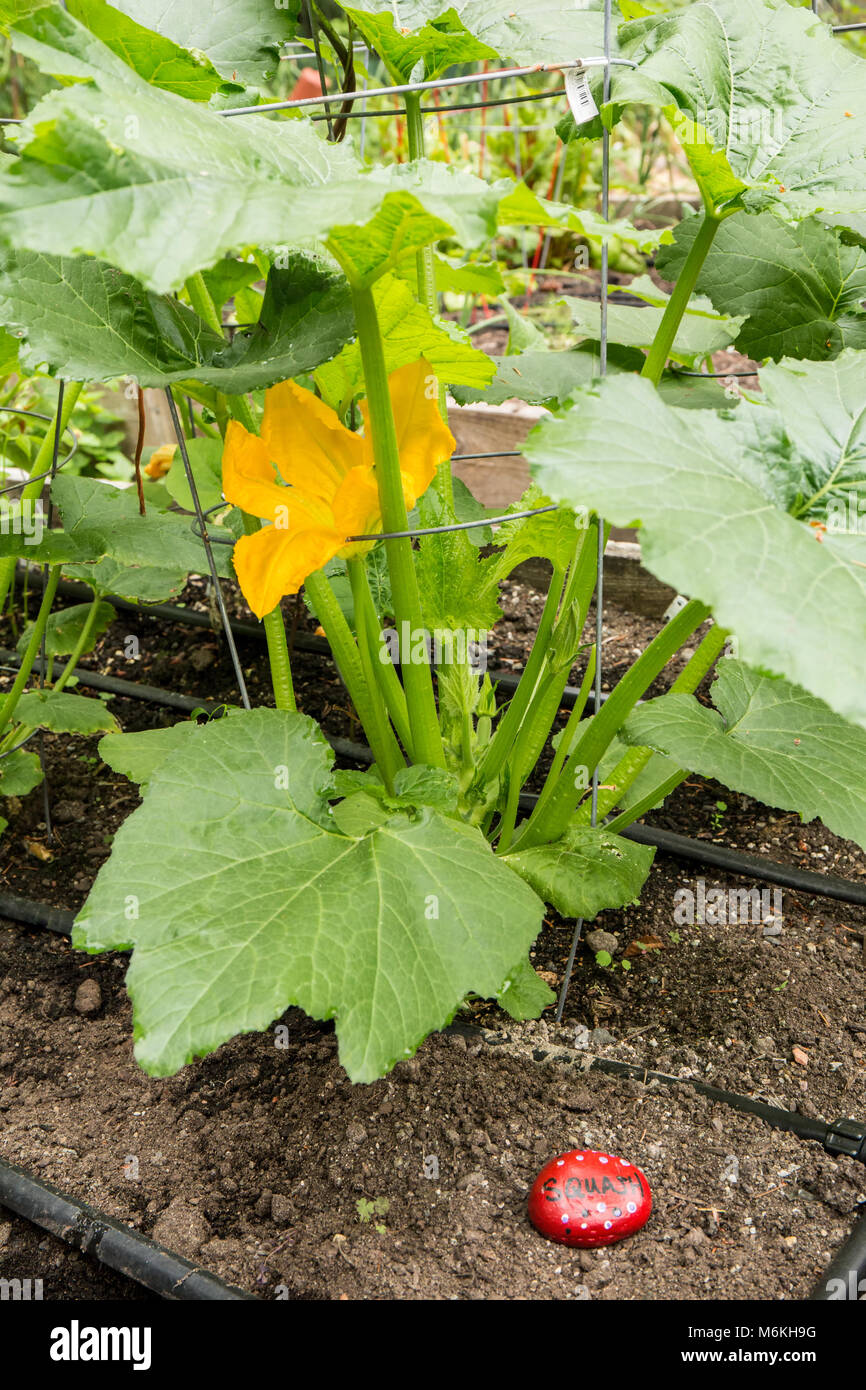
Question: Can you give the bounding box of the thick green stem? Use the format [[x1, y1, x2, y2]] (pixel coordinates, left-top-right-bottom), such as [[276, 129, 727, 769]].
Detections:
[[523, 645, 597, 835], [641, 211, 721, 387], [404, 93, 437, 318], [0, 567, 60, 739], [238, 513, 295, 712], [349, 284, 445, 768], [514, 598, 710, 850], [480, 565, 567, 787], [347, 557, 414, 758], [304, 567, 403, 790], [0, 382, 83, 613], [184, 272, 224, 337]]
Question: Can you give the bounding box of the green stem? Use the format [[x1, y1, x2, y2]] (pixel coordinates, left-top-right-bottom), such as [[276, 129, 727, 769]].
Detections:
[[184, 272, 224, 337], [599, 622, 730, 832], [347, 556, 414, 758], [641, 211, 721, 387], [0, 383, 82, 613], [304, 567, 403, 790], [525, 645, 597, 835], [404, 93, 438, 319], [54, 592, 103, 694], [0, 567, 60, 740], [514, 598, 710, 850], [349, 284, 445, 769], [239, 513, 296, 712], [480, 566, 567, 787]]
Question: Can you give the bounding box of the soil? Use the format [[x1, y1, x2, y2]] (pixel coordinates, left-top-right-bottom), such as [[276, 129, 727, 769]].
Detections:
[[0, 575, 864, 1301]]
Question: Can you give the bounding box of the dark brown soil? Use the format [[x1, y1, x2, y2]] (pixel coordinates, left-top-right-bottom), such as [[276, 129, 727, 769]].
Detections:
[[0, 575, 864, 1301], [2, 930, 864, 1302]]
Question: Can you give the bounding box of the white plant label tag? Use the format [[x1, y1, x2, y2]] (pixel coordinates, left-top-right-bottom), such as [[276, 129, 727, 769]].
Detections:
[[565, 67, 599, 126]]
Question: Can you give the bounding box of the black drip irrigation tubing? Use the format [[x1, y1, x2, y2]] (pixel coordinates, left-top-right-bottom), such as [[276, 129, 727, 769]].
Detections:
[[0, 1158, 256, 1300]]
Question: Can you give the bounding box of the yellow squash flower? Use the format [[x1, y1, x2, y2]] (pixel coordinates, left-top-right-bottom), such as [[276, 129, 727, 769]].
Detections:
[[222, 358, 455, 619]]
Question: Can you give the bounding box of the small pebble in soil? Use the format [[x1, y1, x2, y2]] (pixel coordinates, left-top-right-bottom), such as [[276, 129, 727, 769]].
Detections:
[[73, 979, 102, 1016], [528, 1149, 652, 1248]]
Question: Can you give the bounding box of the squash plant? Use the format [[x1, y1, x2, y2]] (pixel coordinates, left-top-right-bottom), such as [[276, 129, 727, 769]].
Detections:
[[0, 0, 863, 1082]]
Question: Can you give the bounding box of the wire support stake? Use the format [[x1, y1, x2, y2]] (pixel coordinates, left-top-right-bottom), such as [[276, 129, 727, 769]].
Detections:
[[164, 388, 251, 711]]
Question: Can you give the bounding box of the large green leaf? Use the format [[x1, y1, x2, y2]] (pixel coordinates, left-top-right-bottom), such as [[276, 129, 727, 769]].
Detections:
[[11, 0, 229, 99], [0, 748, 43, 796], [106, 0, 300, 88], [503, 823, 655, 920], [625, 660, 866, 852], [335, 0, 616, 81], [73, 709, 545, 1081], [609, 0, 866, 219], [0, 248, 354, 389], [657, 213, 866, 362], [526, 357, 866, 732], [564, 276, 745, 367]]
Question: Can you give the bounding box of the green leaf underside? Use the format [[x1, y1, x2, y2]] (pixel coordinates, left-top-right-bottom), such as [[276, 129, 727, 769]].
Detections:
[[103, 0, 301, 88], [335, 0, 615, 81], [504, 823, 655, 921], [16, 688, 118, 733], [14, 0, 229, 100], [625, 661, 866, 853], [73, 710, 545, 1082], [610, 0, 866, 220], [656, 213, 866, 362], [526, 357, 866, 731], [564, 279, 745, 367]]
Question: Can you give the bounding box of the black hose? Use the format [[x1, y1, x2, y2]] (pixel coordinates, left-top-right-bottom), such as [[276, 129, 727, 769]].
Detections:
[[0, 889, 73, 935], [0, 1157, 256, 1300], [809, 1206, 866, 1300]]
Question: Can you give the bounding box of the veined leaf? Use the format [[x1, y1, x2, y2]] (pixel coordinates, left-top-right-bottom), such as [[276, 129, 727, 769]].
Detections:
[[657, 212, 866, 362], [11, 0, 229, 99], [334, 0, 616, 81], [16, 688, 118, 733], [0, 748, 43, 796], [609, 0, 866, 219], [0, 249, 353, 390], [503, 823, 655, 920], [73, 708, 545, 1082], [564, 277, 745, 367], [625, 660, 866, 852], [17, 599, 115, 660], [497, 956, 555, 1021], [98, 718, 201, 785], [105, 0, 300, 89], [52, 474, 233, 597], [526, 358, 866, 731]]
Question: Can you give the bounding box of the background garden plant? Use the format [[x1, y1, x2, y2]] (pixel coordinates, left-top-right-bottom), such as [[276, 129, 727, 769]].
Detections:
[[0, 0, 862, 1084]]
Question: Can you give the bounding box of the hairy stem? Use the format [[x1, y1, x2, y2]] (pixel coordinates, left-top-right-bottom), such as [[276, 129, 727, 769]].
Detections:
[[0, 567, 60, 740], [347, 556, 414, 758]]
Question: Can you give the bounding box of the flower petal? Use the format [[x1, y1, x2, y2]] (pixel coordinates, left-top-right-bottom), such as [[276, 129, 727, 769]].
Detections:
[[333, 465, 383, 558], [233, 518, 346, 618], [361, 357, 455, 509], [222, 420, 287, 520], [262, 379, 365, 503]]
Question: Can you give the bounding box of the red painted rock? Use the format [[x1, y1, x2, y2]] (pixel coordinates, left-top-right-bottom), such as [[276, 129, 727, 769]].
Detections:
[[528, 1148, 652, 1247]]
